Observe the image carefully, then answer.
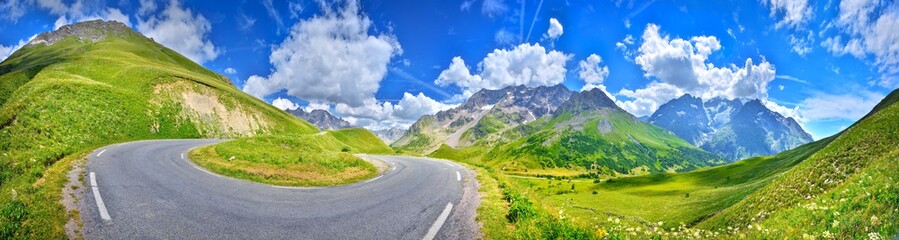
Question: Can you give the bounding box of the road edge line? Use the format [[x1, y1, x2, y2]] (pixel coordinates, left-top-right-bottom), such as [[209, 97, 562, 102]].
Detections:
[[89, 172, 112, 221]]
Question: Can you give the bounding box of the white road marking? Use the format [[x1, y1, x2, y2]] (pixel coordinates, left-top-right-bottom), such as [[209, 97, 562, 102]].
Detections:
[[181, 153, 185, 160], [456, 171, 461, 181], [442, 162, 452, 167], [422, 202, 454, 240], [89, 172, 112, 221], [96, 149, 106, 157], [191, 164, 218, 176], [364, 175, 383, 183], [391, 166, 396, 171]]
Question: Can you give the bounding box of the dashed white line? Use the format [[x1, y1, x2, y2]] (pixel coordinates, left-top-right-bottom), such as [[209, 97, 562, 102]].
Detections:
[[422, 202, 454, 240], [181, 153, 185, 160], [456, 171, 461, 181], [89, 172, 112, 221], [96, 149, 107, 157]]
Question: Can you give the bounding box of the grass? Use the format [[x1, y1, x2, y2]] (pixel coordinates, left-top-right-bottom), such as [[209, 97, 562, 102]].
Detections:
[[435, 89, 899, 239], [189, 130, 393, 187], [0, 24, 318, 238]]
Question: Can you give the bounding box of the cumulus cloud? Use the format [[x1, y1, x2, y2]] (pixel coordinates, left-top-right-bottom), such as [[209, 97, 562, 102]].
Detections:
[[822, 0, 899, 78], [0, 36, 31, 62], [137, 0, 219, 64], [435, 43, 572, 97], [223, 67, 237, 74], [578, 54, 610, 91], [616, 24, 777, 116], [271, 97, 300, 111], [137, 0, 157, 16], [334, 92, 456, 130], [242, 0, 401, 107], [543, 18, 563, 42], [761, 0, 813, 29], [242, 0, 449, 130], [136, 1, 217, 62]]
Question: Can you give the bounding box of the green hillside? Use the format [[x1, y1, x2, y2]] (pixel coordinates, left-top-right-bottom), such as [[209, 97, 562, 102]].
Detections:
[[0, 20, 321, 238], [484, 108, 722, 175], [504, 88, 899, 238]]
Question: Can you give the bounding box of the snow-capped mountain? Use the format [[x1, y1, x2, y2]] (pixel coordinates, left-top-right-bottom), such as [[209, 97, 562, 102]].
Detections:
[[648, 94, 813, 161]]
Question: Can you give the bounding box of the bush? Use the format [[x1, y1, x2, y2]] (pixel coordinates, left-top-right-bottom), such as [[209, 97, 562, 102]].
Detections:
[[340, 146, 351, 152]]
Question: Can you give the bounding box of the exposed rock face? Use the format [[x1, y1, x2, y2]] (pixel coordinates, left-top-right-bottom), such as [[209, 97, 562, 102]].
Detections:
[[554, 87, 621, 115], [648, 94, 814, 161], [287, 109, 353, 130], [28, 20, 138, 46], [393, 84, 574, 152], [372, 127, 406, 144]]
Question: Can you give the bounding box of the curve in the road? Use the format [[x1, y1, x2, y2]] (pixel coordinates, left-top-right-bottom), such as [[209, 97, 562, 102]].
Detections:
[[79, 139, 479, 239]]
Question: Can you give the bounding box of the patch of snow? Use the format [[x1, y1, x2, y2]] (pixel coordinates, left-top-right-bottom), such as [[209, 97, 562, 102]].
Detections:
[[480, 104, 495, 110], [690, 104, 698, 109], [676, 111, 686, 117]]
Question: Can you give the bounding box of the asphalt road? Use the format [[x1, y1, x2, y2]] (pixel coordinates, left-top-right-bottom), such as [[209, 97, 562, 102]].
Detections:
[[79, 139, 478, 239]]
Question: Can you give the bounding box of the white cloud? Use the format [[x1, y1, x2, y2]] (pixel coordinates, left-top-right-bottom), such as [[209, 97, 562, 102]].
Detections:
[[0, 36, 31, 62], [242, 0, 447, 131], [333, 92, 456, 130], [494, 29, 516, 46], [796, 90, 884, 123], [262, 0, 284, 30], [242, 0, 401, 107], [616, 24, 777, 116], [137, 0, 157, 16], [578, 54, 610, 91], [224, 67, 237, 74], [789, 31, 814, 56], [460, 0, 474, 12], [137, 0, 219, 64], [288, 0, 304, 19], [435, 43, 572, 98], [0, 0, 28, 22], [824, 0, 899, 76], [761, 0, 813, 29], [543, 18, 563, 41], [271, 97, 300, 111], [481, 0, 508, 18], [616, 82, 684, 116], [393, 92, 456, 119]]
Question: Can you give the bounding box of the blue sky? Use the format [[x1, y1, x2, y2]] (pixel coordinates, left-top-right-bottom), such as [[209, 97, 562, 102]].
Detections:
[[1, 0, 897, 139]]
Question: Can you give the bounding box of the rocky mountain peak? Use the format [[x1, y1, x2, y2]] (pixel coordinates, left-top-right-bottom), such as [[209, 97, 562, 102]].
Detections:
[[555, 88, 621, 115], [286, 108, 353, 130], [28, 20, 139, 46]]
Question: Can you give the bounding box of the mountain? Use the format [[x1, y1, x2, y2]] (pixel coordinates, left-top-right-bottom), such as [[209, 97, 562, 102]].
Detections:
[[287, 108, 353, 130], [372, 127, 406, 144], [481, 88, 721, 174], [648, 94, 813, 161], [392, 84, 574, 152], [692, 88, 899, 236], [0, 20, 320, 238]]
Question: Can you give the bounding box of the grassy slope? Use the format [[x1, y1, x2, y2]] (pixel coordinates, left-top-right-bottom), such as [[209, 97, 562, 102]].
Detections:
[[485, 110, 721, 175], [694, 89, 899, 238], [0, 29, 318, 238], [508, 88, 899, 238], [442, 89, 899, 239], [190, 129, 392, 186]]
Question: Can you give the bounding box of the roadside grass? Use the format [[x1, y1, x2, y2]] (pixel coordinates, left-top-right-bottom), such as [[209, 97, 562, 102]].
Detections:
[[190, 131, 392, 186], [0, 31, 317, 238]]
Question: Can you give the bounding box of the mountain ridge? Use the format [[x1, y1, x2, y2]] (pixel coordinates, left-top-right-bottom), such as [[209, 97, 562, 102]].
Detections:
[[648, 94, 813, 161]]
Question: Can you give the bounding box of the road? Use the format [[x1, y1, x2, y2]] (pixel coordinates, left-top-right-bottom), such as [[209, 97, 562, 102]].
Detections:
[[78, 139, 479, 239]]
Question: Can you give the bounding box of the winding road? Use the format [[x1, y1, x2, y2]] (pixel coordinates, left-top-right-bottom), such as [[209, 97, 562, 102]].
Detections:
[[78, 139, 479, 239]]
